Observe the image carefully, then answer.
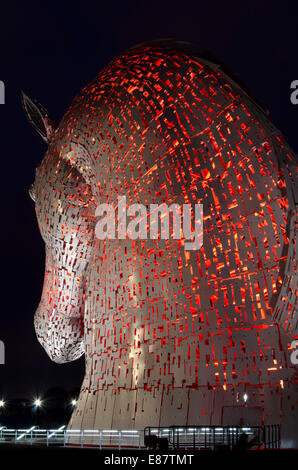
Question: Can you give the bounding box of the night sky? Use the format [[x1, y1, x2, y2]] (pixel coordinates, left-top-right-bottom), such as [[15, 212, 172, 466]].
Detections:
[[0, 0, 297, 399]]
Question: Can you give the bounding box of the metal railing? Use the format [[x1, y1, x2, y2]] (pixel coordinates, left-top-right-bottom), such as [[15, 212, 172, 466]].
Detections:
[[0, 426, 143, 448], [144, 425, 281, 450], [0, 424, 280, 450]]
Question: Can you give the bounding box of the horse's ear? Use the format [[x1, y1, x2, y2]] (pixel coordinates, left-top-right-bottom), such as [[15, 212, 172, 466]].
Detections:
[[21, 91, 56, 143]]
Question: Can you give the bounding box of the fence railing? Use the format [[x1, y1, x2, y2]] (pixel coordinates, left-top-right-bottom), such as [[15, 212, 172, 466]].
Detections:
[[0, 424, 280, 450], [144, 425, 281, 450], [0, 426, 143, 448]]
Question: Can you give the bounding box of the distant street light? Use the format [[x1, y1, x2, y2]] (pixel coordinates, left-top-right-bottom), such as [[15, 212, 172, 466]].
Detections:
[[0, 400, 5, 407], [34, 398, 42, 407], [71, 399, 77, 406]]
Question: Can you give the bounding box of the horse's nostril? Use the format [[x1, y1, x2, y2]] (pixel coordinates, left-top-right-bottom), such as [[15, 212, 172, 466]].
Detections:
[[29, 183, 36, 202]]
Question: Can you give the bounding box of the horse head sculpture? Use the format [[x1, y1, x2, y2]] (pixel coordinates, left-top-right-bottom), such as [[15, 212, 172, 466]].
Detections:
[[23, 41, 298, 446]]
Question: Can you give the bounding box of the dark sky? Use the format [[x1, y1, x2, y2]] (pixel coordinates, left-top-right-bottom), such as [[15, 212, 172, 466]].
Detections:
[[0, 0, 298, 399]]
